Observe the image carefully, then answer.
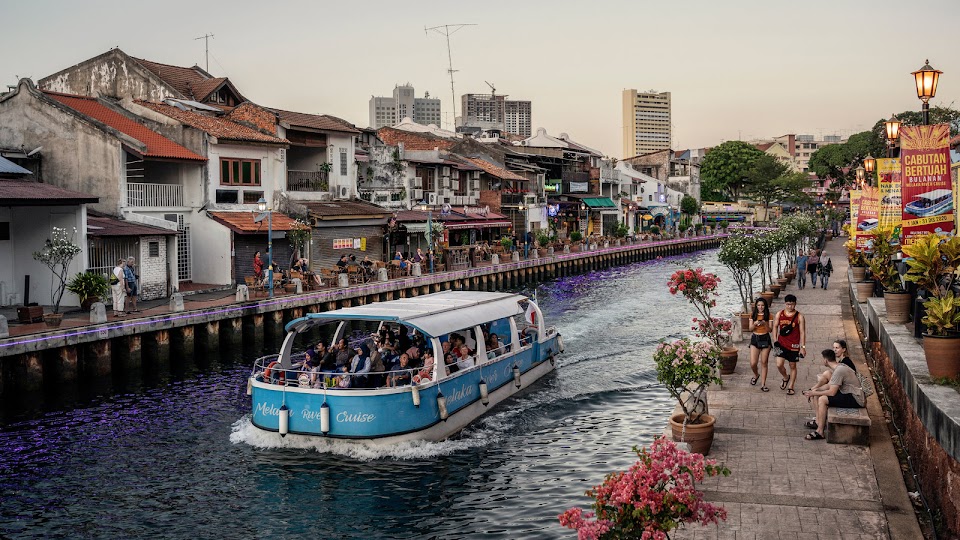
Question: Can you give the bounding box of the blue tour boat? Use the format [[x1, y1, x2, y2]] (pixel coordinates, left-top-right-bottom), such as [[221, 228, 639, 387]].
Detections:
[[248, 291, 564, 442], [904, 189, 953, 217]]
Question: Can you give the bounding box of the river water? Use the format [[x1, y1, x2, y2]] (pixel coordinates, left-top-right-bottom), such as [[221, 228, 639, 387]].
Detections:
[[0, 249, 739, 539]]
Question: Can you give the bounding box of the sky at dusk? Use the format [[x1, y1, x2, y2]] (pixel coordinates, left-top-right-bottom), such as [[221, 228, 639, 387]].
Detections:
[[4, 0, 960, 157]]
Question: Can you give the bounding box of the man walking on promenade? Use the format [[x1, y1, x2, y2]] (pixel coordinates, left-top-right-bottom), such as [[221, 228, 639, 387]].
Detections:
[[795, 250, 808, 289], [773, 294, 806, 395]]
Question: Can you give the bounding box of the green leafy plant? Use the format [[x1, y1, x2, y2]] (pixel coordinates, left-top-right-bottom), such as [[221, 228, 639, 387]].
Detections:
[[536, 230, 551, 248], [654, 338, 722, 423], [318, 162, 333, 174], [719, 220, 729, 230], [649, 225, 660, 236], [921, 293, 960, 336], [500, 236, 513, 250], [66, 272, 109, 303], [866, 226, 902, 292], [569, 231, 583, 243]]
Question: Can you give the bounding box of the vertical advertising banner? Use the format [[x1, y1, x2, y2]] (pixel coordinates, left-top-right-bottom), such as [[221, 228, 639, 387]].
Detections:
[[849, 190, 861, 247], [877, 158, 902, 242], [855, 186, 880, 250], [900, 124, 954, 244]]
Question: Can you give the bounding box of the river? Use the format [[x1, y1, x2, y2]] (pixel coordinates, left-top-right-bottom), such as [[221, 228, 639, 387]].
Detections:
[[0, 249, 739, 539]]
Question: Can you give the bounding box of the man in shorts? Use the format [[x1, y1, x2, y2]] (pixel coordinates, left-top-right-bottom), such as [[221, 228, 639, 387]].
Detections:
[[801, 348, 865, 440], [773, 294, 806, 396]]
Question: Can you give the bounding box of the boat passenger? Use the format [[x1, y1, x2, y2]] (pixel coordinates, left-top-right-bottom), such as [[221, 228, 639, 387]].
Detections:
[[368, 346, 386, 387], [486, 334, 502, 359], [414, 350, 435, 384], [334, 339, 352, 368], [350, 345, 371, 387], [388, 354, 412, 387], [456, 345, 475, 371]]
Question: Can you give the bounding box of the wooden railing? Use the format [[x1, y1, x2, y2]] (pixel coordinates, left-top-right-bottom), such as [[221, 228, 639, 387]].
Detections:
[[126, 182, 184, 207], [288, 170, 329, 192]]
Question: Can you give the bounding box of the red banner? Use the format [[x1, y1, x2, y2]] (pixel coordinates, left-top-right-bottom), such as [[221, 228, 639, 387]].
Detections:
[[900, 124, 953, 244], [855, 185, 880, 249]]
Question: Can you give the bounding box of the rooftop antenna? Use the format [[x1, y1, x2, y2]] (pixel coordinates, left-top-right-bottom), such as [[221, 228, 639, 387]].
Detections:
[[425, 23, 476, 130], [194, 33, 215, 72]]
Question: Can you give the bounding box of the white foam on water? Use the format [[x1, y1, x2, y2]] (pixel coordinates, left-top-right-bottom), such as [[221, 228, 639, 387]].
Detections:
[[229, 415, 502, 461]]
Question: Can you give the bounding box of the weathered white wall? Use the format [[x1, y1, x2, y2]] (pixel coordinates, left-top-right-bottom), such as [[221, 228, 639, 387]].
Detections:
[[38, 49, 178, 102], [207, 143, 284, 210], [190, 212, 232, 285]]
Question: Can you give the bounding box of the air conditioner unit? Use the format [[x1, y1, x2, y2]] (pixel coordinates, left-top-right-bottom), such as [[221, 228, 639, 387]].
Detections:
[[442, 196, 452, 204], [428, 193, 438, 205], [413, 189, 423, 200], [339, 186, 349, 199], [442, 178, 451, 189], [413, 177, 423, 188], [470, 179, 480, 190], [442, 166, 451, 177], [451, 180, 460, 191]]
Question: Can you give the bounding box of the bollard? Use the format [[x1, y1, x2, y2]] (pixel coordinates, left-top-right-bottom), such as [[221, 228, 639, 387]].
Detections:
[[547, 247, 554, 256], [491, 254, 500, 265], [0, 315, 8, 338], [512, 252, 520, 262], [378, 268, 389, 282], [90, 302, 107, 324], [291, 278, 303, 294], [411, 263, 422, 277], [170, 293, 184, 312], [236, 285, 250, 301], [337, 273, 350, 288], [563, 245, 570, 254]]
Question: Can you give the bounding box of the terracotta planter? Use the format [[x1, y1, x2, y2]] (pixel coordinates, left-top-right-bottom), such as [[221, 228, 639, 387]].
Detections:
[[538, 248, 548, 257], [719, 346, 738, 375], [669, 412, 716, 455], [922, 334, 960, 378], [760, 291, 774, 304], [854, 281, 874, 303], [284, 283, 297, 293], [883, 291, 912, 324], [740, 312, 751, 332], [80, 297, 98, 311], [43, 313, 63, 328], [570, 244, 581, 253], [851, 266, 867, 281], [776, 278, 788, 289], [785, 270, 796, 282], [770, 284, 782, 297]]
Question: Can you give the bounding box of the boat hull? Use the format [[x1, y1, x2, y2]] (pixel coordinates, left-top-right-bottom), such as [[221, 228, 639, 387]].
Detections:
[[905, 199, 952, 217], [250, 334, 560, 442]]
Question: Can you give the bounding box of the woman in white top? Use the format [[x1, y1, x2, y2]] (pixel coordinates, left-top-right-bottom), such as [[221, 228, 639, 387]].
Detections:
[[111, 259, 126, 318]]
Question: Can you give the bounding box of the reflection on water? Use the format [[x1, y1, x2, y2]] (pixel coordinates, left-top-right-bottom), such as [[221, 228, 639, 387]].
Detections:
[[0, 250, 737, 539]]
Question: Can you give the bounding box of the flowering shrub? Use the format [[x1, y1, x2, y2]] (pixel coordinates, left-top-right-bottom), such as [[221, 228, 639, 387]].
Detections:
[[32, 227, 82, 314], [654, 338, 722, 423], [559, 437, 730, 540], [669, 268, 732, 349], [692, 316, 733, 349]]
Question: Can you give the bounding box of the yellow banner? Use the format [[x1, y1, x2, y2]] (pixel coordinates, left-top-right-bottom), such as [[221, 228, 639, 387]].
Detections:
[[877, 158, 902, 241], [849, 190, 861, 248]]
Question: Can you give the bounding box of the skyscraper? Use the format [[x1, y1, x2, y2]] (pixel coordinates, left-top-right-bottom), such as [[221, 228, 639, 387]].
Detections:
[[622, 89, 671, 158], [368, 84, 442, 129], [458, 93, 533, 136]]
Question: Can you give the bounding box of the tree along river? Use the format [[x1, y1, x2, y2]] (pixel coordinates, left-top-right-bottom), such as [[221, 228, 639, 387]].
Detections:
[[0, 249, 740, 539]]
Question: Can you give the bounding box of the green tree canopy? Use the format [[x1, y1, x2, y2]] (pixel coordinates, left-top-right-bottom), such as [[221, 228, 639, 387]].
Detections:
[[699, 141, 764, 202], [680, 194, 699, 216]]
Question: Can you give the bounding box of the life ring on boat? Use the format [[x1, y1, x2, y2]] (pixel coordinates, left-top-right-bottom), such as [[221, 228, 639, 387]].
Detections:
[[264, 361, 285, 384]]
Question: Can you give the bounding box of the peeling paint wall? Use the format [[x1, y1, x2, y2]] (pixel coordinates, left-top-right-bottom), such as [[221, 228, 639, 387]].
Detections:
[[38, 50, 177, 101]]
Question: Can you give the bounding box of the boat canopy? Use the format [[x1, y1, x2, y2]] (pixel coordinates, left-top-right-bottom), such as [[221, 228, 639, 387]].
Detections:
[[912, 189, 952, 200], [284, 291, 530, 337]]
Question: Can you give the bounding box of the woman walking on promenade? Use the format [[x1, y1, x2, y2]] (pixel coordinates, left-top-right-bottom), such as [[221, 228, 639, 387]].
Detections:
[[807, 249, 820, 288], [748, 297, 774, 391], [773, 294, 806, 395], [818, 255, 833, 289]]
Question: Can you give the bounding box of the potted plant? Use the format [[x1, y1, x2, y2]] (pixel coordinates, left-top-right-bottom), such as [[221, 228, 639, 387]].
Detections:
[[32, 227, 82, 327], [66, 272, 110, 311], [569, 230, 583, 252], [559, 437, 729, 538], [536, 231, 551, 257], [867, 226, 910, 322], [845, 234, 868, 281], [499, 236, 513, 252], [904, 233, 960, 378], [669, 267, 737, 376], [654, 338, 722, 454], [719, 220, 729, 233], [719, 234, 760, 332], [649, 225, 660, 237]]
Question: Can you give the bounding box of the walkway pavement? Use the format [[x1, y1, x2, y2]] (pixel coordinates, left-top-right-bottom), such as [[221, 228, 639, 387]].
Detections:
[[675, 237, 923, 540]]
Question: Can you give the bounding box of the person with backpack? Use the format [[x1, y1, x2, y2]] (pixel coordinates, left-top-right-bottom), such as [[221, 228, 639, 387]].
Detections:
[[772, 294, 806, 396], [818, 255, 834, 289]]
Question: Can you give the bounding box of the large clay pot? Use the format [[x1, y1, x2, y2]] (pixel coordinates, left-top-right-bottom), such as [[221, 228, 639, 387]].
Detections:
[[776, 278, 789, 289], [785, 270, 796, 282], [669, 413, 716, 455], [760, 291, 774, 305], [884, 291, 912, 324], [740, 312, 751, 332], [851, 266, 867, 281], [922, 334, 960, 378], [719, 346, 738, 375], [855, 281, 874, 303], [770, 284, 782, 298], [43, 313, 63, 328]]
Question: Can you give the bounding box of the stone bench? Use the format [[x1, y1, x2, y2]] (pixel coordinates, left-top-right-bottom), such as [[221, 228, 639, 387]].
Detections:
[[826, 406, 871, 446]]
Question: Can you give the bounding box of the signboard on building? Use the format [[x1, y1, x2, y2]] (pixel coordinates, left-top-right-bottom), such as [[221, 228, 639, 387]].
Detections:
[[569, 182, 589, 193], [900, 124, 953, 244]]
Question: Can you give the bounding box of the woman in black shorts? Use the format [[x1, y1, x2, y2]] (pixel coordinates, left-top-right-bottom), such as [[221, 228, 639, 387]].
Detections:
[[748, 297, 773, 391]]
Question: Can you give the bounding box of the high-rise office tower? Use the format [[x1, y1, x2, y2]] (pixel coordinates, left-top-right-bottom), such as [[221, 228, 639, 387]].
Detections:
[[622, 89, 671, 158]]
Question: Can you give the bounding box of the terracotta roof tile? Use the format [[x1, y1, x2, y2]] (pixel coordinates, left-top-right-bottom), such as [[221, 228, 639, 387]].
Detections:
[[136, 101, 288, 145], [378, 127, 456, 151], [132, 57, 233, 101], [463, 157, 526, 181], [0, 180, 98, 205], [755, 142, 774, 152], [272, 108, 360, 134], [45, 92, 207, 162], [208, 211, 300, 234], [304, 200, 391, 219], [87, 215, 177, 236]]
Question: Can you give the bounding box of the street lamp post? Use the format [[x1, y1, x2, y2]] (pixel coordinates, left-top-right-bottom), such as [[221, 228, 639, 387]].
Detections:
[[912, 59, 942, 125], [420, 202, 434, 273], [884, 114, 901, 158], [257, 197, 274, 298], [518, 203, 528, 257], [579, 202, 586, 235], [855, 165, 866, 189], [863, 155, 875, 187]]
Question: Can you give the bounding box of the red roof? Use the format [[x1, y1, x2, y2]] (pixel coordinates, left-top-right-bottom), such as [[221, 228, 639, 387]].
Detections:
[[272, 108, 360, 134], [87, 215, 177, 236], [377, 127, 457, 151], [463, 157, 526, 181], [45, 91, 206, 162], [132, 57, 242, 102], [136, 101, 288, 145], [208, 211, 301, 234], [0, 180, 98, 205]]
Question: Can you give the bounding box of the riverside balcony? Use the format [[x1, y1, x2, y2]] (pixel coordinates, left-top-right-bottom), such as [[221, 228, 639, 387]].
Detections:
[[125, 182, 184, 207], [288, 170, 329, 192]]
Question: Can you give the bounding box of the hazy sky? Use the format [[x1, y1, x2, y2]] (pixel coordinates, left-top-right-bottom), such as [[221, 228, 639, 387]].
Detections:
[[4, 0, 960, 157]]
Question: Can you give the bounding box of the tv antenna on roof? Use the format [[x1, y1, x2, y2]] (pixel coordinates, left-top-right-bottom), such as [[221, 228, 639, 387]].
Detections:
[[425, 23, 476, 130], [194, 33, 215, 72]]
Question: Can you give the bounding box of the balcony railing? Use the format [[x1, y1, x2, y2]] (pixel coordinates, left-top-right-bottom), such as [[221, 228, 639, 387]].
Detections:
[[126, 182, 184, 207], [288, 170, 330, 192]]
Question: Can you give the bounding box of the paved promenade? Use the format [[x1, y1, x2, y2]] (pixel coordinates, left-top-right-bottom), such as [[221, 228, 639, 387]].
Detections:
[[676, 237, 922, 540]]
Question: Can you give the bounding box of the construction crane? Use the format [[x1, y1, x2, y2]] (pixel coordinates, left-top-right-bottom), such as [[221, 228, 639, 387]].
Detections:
[[485, 81, 495, 96]]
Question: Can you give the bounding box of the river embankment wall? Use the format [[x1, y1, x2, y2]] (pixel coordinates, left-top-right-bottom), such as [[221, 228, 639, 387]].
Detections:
[[850, 271, 960, 536], [0, 236, 722, 400]]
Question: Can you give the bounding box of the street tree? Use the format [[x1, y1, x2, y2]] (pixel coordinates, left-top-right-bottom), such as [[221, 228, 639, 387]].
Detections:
[[742, 155, 810, 219], [680, 195, 699, 227], [699, 141, 764, 202]]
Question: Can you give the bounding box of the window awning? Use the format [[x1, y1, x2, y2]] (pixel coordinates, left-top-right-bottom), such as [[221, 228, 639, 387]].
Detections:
[[581, 197, 617, 208], [445, 220, 512, 230]]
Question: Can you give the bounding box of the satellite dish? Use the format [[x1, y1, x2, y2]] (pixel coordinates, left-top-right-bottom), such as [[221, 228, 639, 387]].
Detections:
[[26, 146, 43, 157]]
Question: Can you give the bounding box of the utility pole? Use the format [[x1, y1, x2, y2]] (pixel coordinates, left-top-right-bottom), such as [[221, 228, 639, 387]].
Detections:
[[425, 24, 476, 131], [194, 33, 214, 72]]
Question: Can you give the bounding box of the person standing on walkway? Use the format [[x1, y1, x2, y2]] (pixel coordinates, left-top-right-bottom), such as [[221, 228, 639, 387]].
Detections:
[[807, 249, 820, 288], [253, 251, 264, 284], [803, 340, 857, 428], [111, 259, 126, 318], [818, 255, 833, 289], [801, 348, 865, 440], [124, 256, 139, 313], [795, 250, 808, 289], [748, 297, 774, 391], [773, 294, 806, 395]]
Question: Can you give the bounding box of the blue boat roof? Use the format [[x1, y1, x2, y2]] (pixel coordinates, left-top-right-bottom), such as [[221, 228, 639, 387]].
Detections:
[[285, 291, 530, 336]]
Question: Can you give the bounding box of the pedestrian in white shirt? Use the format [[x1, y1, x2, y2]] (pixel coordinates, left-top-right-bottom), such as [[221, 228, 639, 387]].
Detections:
[[111, 259, 126, 318]]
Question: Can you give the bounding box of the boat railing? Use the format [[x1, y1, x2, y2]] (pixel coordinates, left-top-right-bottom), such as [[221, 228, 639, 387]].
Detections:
[[251, 354, 428, 390]]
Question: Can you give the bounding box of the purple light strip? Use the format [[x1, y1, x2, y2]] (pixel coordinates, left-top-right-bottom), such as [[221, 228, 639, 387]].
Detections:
[[0, 236, 721, 351]]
